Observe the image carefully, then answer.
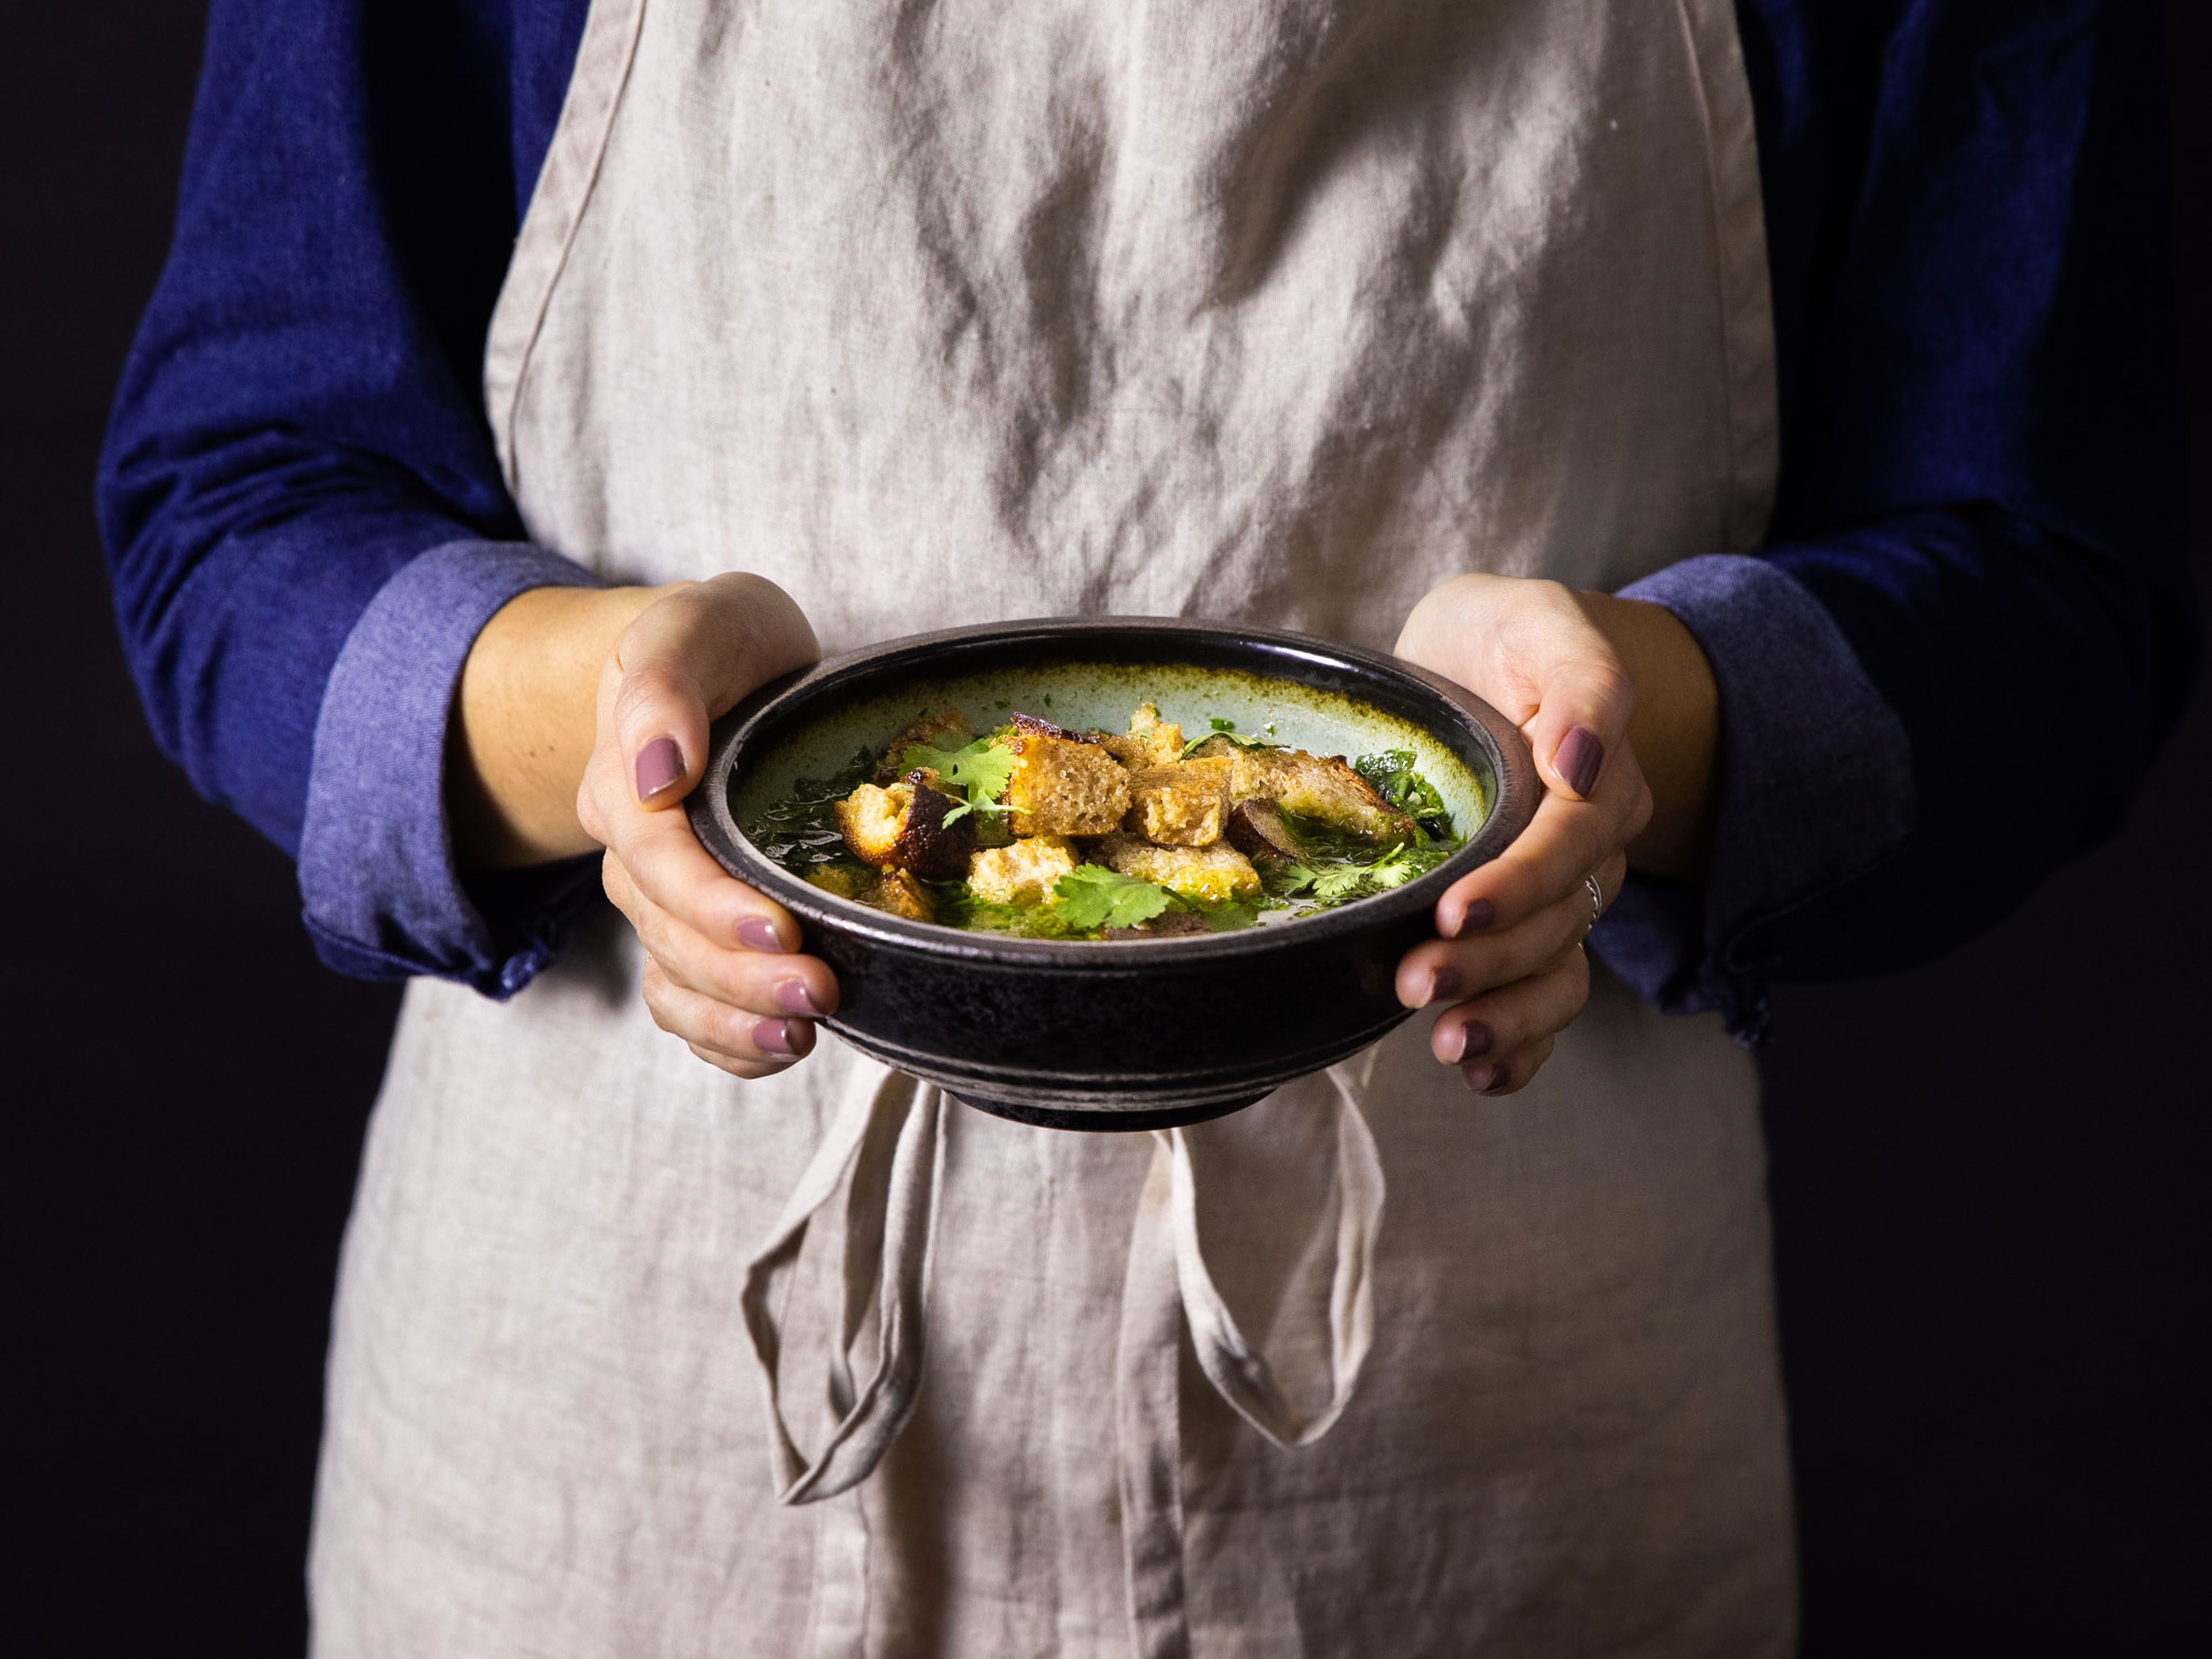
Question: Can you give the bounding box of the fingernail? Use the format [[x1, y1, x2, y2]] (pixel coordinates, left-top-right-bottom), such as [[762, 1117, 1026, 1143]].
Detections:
[[635, 735, 685, 800], [1554, 726, 1603, 798], [1459, 1020, 1495, 1060], [1436, 1021, 1468, 1065], [1429, 966, 1465, 1005], [1446, 898, 1495, 939], [737, 918, 786, 953], [775, 979, 822, 1017], [752, 1017, 798, 1056], [1461, 1060, 1499, 1094]]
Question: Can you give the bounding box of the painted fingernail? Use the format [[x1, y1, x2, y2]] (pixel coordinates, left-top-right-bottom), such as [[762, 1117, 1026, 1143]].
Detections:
[[1429, 966, 1465, 1005], [752, 1017, 798, 1056], [635, 736, 685, 800], [737, 918, 787, 953], [1459, 1020, 1495, 1060], [1554, 727, 1603, 798], [1446, 898, 1495, 939], [775, 978, 822, 1017]]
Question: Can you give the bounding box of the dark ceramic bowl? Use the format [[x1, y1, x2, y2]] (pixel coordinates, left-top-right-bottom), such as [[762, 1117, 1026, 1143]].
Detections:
[[688, 619, 1537, 1131]]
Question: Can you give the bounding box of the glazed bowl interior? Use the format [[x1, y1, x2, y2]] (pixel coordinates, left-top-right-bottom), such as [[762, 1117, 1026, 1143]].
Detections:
[[726, 658, 1494, 894]]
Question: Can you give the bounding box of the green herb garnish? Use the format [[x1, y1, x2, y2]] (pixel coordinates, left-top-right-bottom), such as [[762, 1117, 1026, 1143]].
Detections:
[[900, 736, 1017, 824], [1353, 749, 1454, 840], [1051, 865, 1175, 930]]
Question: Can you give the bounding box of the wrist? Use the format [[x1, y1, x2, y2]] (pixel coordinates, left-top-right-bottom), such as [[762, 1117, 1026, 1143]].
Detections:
[[1574, 590, 1718, 881], [451, 584, 676, 869]]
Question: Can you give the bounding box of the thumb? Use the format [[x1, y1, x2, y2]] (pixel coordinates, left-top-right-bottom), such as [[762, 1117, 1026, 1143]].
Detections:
[[1506, 593, 1636, 804], [604, 573, 820, 810], [1478, 593, 1637, 814]]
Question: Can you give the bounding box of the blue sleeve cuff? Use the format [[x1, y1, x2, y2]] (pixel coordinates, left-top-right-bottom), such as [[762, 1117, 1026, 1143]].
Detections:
[[297, 540, 606, 998], [1592, 554, 1916, 1042]]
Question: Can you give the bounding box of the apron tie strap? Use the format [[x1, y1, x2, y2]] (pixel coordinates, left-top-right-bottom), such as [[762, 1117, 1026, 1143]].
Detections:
[[738, 1065, 948, 1506], [1116, 1062, 1387, 1659]]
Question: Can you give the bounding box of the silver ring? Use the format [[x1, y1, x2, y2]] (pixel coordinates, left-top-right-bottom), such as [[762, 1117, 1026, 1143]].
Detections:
[[1583, 874, 1604, 934]]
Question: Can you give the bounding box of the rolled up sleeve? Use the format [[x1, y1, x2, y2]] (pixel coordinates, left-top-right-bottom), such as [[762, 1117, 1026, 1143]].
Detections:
[[298, 541, 604, 997]]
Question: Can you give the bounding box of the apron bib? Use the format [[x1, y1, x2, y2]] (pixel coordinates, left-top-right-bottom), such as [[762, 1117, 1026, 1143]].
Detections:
[[311, 3, 1794, 1654]]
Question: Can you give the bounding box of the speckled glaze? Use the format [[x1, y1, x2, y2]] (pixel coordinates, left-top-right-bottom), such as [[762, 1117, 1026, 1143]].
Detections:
[[688, 619, 1537, 1129]]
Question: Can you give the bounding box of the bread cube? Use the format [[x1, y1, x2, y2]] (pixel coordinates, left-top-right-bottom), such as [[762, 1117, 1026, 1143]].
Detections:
[[1004, 735, 1131, 837], [874, 868, 935, 923], [1127, 757, 1230, 847], [1099, 702, 1184, 768], [1192, 739, 1414, 844], [966, 834, 1079, 906], [835, 782, 908, 866], [835, 771, 975, 878], [1099, 832, 1261, 905]]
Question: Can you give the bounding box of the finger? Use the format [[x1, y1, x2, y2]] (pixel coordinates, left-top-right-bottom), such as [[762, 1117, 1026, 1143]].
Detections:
[[603, 573, 820, 812], [603, 807, 802, 953], [1397, 886, 1594, 1007], [1431, 756, 1647, 939], [1459, 1034, 1554, 1097], [1428, 947, 1590, 1066], [642, 960, 817, 1074], [606, 854, 838, 1018], [1400, 846, 1625, 1005]]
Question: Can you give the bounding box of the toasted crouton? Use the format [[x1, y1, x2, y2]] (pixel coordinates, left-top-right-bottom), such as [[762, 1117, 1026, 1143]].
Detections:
[[1009, 711, 1091, 743], [836, 782, 908, 866], [1099, 832, 1261, 905], [874, 710, 974, 783], [835, 772, 976, 877], [874, 868, 935, 922], [1191, 739, 1414, 844], [1126, 757, 1230, 847], [966, 834, 1079, 906], [1004, 735, 1131, 836], [1099, 702, 1185, 769]]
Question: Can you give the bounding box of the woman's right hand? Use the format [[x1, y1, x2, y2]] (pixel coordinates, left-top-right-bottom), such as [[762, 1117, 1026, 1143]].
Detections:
[[573, 574, 836, 1078]]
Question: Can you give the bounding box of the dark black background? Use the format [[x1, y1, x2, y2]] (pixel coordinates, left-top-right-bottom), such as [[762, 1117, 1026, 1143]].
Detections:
[[5, 5, 2206, 1654]]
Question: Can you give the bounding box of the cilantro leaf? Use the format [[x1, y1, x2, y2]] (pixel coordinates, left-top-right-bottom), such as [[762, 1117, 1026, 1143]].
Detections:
[[902, 737, 1017, 807], [1308, 863, 1376, 903], [1051, 865, 1175, 930]]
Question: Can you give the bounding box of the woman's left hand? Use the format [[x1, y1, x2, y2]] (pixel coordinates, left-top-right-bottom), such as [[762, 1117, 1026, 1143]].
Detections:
[[1391, 574, 1657, 1094]]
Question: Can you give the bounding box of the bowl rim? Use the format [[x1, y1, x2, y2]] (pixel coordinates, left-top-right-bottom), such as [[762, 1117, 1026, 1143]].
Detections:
[[687, 617, 1539, 965]]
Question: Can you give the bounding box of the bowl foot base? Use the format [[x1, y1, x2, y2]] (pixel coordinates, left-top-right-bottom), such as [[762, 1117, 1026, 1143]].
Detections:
[[949, 1092, 1265, 1133]]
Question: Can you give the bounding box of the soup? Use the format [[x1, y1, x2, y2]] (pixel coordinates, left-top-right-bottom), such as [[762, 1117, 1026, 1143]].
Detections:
[[745, 700, 1464, 939]]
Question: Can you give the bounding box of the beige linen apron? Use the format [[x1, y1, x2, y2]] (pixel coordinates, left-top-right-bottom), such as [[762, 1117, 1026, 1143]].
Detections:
[[310, 2, 1794, 1653]]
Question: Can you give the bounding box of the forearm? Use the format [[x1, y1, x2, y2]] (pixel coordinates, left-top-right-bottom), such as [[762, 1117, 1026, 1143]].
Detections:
[[449, 582, 679, 869], [1575, 591, 1718, 884]]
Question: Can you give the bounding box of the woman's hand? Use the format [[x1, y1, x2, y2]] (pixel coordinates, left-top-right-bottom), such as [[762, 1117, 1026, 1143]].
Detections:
[[1391, 574, 1718, 1094], [453, 572, 831, 1078]]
